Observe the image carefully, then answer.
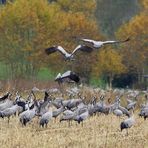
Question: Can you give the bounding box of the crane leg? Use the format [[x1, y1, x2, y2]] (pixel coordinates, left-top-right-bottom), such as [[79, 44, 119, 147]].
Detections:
[[68, 120, 70, 127], [45, 123, 47, 128], [126, 129, 128, 136], [8, 116, 10, 124], [81, 121, 83, 127]]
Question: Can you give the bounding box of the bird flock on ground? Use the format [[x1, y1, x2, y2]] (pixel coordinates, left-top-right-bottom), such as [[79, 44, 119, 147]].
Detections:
[[0, 87, 147, 135]]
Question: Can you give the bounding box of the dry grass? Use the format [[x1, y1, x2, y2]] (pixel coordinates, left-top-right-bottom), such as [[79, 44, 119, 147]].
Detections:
[[0, 113, 148, 148], [0, 86, 147, 148], [0, 79, 58, 92]]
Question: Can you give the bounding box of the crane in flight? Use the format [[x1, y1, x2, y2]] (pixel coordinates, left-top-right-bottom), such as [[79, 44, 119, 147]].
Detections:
[[45, 45, 93, 60], [77, 37, 130, 49], [55, 70, 80, 84]]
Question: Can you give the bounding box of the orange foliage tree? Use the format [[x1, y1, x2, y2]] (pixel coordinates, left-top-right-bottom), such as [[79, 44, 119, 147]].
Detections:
[[0, 0, 103, 80], [116, 0, 148, 83]]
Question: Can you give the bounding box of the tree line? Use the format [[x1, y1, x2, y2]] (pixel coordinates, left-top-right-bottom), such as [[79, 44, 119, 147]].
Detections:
[[0, 0, 147, 89]]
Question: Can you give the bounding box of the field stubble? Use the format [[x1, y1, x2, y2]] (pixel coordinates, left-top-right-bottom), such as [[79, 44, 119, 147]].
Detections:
[[0, 112, 148, 148]]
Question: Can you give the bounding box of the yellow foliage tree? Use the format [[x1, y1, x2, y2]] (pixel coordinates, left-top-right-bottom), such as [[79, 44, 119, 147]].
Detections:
[[116, 0, 148, 83], [56, 0, 96, 17], [0, 0, 69, 78], [93, 48, 126, 88], [0, 0, 103, 79], [51, 0, 104, 79], [141, 0, 148, 9]]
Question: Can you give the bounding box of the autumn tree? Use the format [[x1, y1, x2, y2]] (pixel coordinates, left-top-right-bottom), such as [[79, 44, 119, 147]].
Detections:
[[51, 0, 104, 81], [0, 0, 103, 81], [93, 48, 126, 88], [37, 0, 104, 79], [0, 0, 64, 78], [116, 0, 148, 86]]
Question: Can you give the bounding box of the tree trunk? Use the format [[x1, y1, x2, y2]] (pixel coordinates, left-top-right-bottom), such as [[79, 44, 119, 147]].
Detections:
[[109, 74, 113, 89], [141, 68, 145, 83]]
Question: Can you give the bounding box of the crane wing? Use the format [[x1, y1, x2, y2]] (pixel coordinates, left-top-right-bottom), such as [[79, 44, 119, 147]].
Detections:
[[45, 47, 57, 55], [56, 46, 70, 57], [56, 71, 80, 83], [55, 73, 61, 81], [62, 71, 80, 83], [0, 92, 9, 101], [45, 46, 70, 58], [71, 45, 94, 55], [80, 38, 95, 44], [61, 71, 71, 79], [69, 72, 80, 83], [103, 37, 130, 45]]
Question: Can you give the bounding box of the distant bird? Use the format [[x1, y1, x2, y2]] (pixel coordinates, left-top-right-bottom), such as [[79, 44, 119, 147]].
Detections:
[[94, 96, 110, 115], [139, 105, 148, 120], [87, 103, 96, 116], [78, 37, 130, 49], [143, 111, 148, 120], [113, 97, 130, 117], [0, 104, 20, 123], [55, 70, 80, 83], [65, 99, 83, 110], [139, 94, 148, 120], [45, 45, 93, 60], [0, 92, 10, 102], [118, 106, 130, 117], [113, 109, 123, 117], [52, 98, 63, 109], [126, 101, 137, 111], [60, 110, 76, 126], [74, 110, 89, 125], [126, 98, 133, 104], [19, 104, 36, 126], [120, 114, 135, 135], [37, 93, 51, 116], [0, 96, 13, 111], [52, 106, 65, 120], [39, 108, 53, 128]]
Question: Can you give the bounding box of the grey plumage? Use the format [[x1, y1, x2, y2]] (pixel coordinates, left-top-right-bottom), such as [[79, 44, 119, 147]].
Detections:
[[94, 99, 110, 115], [113, 109, 123, 117], [62, 98, 82, 110], [39, 109, 53, 128], [60, 110, 76, 125], [126, 101, 137, 111], [113, 96, 130, 117], [0, 104, 20, 123], [19, 107, 36, 126], [87, 104, 96, 116], [0, 99, 13, 111], [37, 92, 51, 116], [66, 99, 82, 109], [118, 106, 130, 117], [74, 110, 89, 124], [52, 98, 63, 109], [52, 106, 65, 119], [120, 115, 135, 135], [139, 107, 148, 120]]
